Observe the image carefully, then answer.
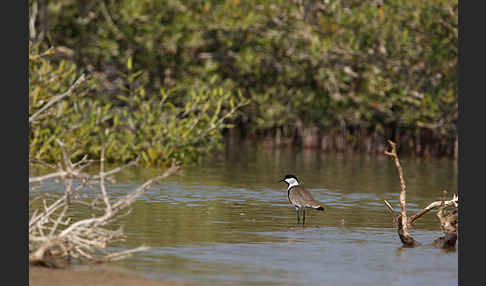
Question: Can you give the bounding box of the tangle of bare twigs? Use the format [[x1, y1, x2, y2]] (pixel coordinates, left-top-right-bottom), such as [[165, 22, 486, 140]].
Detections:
[[29, 141, 180, 267]]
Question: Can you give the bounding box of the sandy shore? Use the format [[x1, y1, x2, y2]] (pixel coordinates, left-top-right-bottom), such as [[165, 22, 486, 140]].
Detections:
[[29, 265, 193, 286]]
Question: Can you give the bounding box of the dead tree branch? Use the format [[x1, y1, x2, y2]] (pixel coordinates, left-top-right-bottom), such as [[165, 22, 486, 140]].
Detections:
[[432, 190, 458, 249], [408, 193, 458, 224], [29, 0, 38, 41], [29, 141, 140, 185], [383, 140, 459, 249], [384, 140, 419, 247], [29, 74, 86, 124], [29, 145, 180, 267], [383, 199, 398, 227]]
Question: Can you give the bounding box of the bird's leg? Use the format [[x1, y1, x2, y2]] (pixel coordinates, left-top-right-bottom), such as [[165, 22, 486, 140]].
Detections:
[[302, 207, 306, 225], [295, 206, 300, 224]]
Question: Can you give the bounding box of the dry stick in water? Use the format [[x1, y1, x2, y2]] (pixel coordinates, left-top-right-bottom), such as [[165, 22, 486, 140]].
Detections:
[[383, 199, 398, 227], [384, 140, 419, 247]]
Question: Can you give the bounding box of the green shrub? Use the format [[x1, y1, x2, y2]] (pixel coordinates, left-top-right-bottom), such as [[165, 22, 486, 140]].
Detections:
[[31, 0, 457, 155], [29, 43, 249, 166]]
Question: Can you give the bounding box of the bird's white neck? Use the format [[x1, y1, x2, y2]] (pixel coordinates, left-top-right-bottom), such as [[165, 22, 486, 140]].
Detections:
[[285, 178, 299, 190]]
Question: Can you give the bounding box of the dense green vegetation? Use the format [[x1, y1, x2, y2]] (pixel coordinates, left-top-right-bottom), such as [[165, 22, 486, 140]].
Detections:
[[29, 43, 249, 166], [29, 0, 457, 162]]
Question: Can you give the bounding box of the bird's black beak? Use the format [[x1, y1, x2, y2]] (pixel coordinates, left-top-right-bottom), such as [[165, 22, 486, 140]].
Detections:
[[278, 178, 284, 183]]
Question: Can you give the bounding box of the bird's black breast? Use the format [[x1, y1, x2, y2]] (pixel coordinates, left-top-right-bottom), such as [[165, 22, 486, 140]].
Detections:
[[287, 185, 297, 203]]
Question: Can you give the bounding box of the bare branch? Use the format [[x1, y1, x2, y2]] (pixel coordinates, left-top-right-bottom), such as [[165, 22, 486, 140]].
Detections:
[[383, 199, 397, 226], [384, 140, 419, 247], [99, 146, 112, 214], [91, 156, 140, 180], [30, 144, 179, 266], [57, 161, 179, 238], [29, 74, 86, 123], [29, 0, 38, 41], [29, 194, 67, 229], [111, 160, 180, 214], [432, 190, 458, 249], [29, 196, 42, 207], [95, 245, 150, 263], [48, 205, 69, 237], [29, 153, 139, 184], [408, 193, 458, 224], [29, 171, 66, 184]]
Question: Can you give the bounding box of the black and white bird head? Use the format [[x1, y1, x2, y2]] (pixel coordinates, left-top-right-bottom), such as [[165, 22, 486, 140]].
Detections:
[[279, 174, 300, 188]]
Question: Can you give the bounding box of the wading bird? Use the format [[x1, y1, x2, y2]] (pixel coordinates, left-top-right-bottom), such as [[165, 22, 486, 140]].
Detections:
[[279, 174, 325, 225]]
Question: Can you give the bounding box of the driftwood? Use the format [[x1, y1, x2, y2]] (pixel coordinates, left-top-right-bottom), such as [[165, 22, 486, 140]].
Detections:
[[29, 141, 180, 267], [383, 140, 458, 249]]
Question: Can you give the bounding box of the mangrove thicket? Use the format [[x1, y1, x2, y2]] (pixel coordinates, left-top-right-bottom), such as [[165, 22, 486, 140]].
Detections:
[[29, 0, 458, 165]]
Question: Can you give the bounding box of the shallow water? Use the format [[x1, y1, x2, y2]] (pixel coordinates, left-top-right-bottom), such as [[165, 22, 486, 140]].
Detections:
[[30, 145, 458, 286]]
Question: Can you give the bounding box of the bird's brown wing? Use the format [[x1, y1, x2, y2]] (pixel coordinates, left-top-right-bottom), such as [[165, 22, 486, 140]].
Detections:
[[289, 186, 323, 208]]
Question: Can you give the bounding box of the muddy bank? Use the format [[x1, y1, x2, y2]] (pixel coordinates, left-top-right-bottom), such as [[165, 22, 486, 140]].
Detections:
[[29, 265, 193, 286]]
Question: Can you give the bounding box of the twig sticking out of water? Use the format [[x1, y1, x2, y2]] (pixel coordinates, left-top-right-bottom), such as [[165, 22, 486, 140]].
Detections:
[[383, 199, 398, 227], [384, 140, 419, 247]]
